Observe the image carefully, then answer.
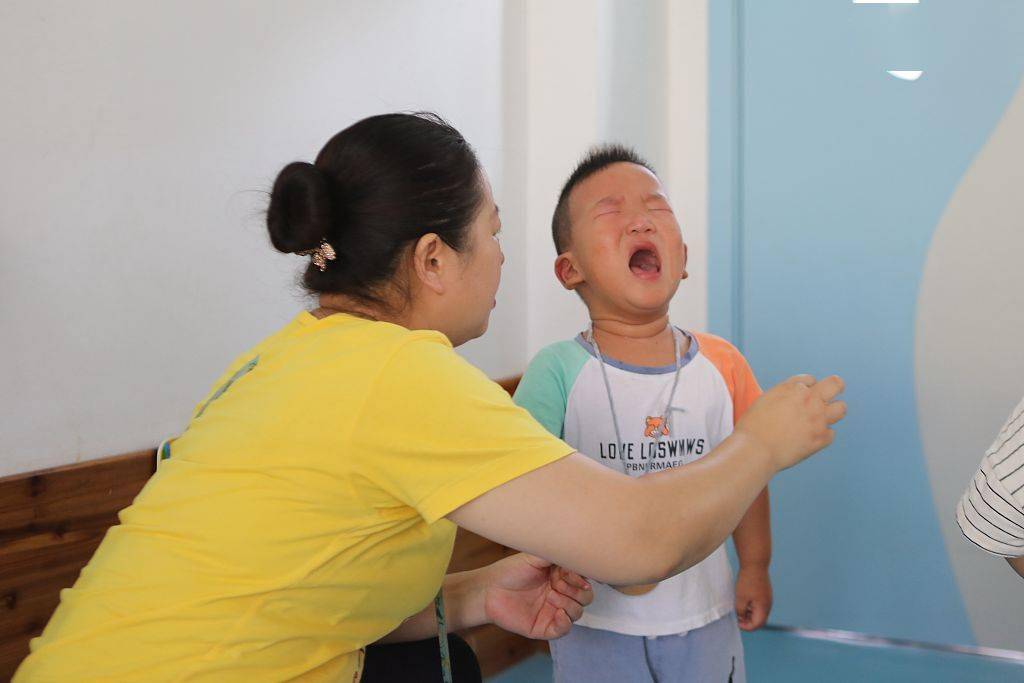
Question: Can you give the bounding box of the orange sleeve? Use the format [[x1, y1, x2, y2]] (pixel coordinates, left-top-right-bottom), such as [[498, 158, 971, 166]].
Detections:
[[693, 332, 763, 425]]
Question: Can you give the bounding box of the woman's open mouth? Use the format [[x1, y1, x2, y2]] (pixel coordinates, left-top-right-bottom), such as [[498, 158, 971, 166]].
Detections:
[[628, 245, 661, 280]]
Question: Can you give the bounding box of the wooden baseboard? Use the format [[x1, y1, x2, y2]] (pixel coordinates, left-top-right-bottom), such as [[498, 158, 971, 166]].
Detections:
[[0, 376, 528, 680]]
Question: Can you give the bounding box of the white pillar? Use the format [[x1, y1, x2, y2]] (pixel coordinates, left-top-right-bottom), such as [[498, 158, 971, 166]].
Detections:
[[507, 0, 709, 359]]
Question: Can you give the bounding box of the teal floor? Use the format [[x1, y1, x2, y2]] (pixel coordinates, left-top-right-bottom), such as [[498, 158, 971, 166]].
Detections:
[[488, 629, 1024, 682]]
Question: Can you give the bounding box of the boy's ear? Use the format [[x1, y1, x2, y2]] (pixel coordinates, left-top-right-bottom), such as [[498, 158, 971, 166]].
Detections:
[[554, 252, 585, 290], [412, 233, 447, 295], [681, 242, 689, 280]]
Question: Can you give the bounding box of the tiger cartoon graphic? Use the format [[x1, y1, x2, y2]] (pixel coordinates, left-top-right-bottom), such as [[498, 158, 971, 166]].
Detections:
[[644, 416, 669, 439]]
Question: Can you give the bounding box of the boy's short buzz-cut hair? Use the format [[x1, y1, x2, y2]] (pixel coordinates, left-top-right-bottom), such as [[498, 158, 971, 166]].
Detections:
[[551, 144, 655, 254]]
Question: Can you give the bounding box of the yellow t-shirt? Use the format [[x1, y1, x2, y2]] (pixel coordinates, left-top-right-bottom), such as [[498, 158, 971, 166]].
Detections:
[[16, 312, 573, 682]]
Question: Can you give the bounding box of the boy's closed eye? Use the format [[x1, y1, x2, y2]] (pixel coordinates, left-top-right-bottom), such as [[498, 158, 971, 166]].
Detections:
[[645, 196, 674, 213], [591, 196, 624, 218]]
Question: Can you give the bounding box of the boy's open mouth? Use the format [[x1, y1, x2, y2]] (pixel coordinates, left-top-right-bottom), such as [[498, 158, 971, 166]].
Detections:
[[629, 245, 661, 279]]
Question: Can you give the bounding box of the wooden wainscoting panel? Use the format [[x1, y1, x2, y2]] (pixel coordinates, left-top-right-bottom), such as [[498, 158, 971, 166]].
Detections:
[[447, 527, 514, 574], [0, 450, 154, 532], [496, 375, 522, 397], [0, 450, 155, 680]]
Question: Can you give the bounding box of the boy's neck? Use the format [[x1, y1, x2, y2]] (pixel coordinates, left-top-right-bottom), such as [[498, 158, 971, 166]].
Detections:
[[590, 313, 688, 367]]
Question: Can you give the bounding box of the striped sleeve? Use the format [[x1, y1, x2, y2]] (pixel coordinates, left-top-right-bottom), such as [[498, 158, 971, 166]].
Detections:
[[956, 396, 1024, 557]]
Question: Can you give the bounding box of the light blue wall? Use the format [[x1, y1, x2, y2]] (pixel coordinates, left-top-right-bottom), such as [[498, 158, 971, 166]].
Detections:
[[710, 0, 1024, 646]]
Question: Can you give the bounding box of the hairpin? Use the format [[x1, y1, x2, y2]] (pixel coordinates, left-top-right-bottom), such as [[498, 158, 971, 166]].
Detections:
[[297, 240, 336, 271]]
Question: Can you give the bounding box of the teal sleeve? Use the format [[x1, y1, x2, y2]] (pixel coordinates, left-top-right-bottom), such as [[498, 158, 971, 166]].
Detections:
[[513, 341, 588, 438]]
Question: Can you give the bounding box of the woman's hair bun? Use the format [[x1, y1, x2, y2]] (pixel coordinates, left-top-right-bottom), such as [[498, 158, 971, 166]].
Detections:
[[266, 161, 335, 255], [265, 113, 482, 304]]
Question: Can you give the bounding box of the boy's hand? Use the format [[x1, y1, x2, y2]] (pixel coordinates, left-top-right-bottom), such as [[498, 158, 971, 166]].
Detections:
[[734, 565, 772, 631]]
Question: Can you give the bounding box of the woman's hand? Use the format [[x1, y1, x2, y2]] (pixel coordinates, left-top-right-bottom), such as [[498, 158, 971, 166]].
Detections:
[[376, 555, 592, 644], [481, 553, 593, 640], [736, 375, 846, 472]]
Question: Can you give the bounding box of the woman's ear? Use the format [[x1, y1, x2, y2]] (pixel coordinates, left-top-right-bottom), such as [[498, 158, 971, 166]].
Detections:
[[681, 242, 689, 280], [554, 253, 585, 290], [412, 233, 447, 295]]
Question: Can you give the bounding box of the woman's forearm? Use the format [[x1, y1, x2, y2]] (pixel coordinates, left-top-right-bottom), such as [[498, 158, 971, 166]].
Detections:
[[450, 376, 843, 586], [450, 432, 776, 586], [636, 431, 776, 580], [376, 569, 487, 644]]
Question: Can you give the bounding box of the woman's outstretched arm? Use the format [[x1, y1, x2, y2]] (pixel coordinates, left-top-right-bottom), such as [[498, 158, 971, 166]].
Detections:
[[449, 375, 845, 586]]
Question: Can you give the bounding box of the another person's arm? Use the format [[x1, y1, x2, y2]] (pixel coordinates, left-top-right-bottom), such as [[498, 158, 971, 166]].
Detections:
[[378, 553, 593, 643], [956, 396, 1024, 578], [450, 375, 845, 586]]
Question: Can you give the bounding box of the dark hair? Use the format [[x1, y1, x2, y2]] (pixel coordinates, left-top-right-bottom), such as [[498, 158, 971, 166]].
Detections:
[[267, 112, 484, 305], [551, 144, 654, 254]]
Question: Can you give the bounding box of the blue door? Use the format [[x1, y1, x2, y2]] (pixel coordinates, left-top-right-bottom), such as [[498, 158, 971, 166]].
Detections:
[[710, 0, 1024, 646]]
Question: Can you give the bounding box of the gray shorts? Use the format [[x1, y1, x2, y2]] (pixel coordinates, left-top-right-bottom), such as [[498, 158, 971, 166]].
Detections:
[[550, 614, 746, 683]]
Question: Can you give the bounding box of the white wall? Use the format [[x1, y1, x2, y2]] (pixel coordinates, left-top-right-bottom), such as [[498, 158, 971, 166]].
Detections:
[[0, 0, 709, 478], [664, 0, 709, 339], [520, 0, 605, 357], [0, 0, 510, 477]]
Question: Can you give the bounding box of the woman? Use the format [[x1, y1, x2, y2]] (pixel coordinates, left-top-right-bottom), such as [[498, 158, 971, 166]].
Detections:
[[16, 113, 845, 682]]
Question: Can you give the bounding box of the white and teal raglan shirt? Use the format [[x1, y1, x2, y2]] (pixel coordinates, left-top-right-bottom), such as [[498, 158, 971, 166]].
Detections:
[[514, 329, 763, 637]]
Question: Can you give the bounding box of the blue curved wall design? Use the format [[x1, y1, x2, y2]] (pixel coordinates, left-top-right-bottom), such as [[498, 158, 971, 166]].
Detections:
[[709, 0, 1024, 645]]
